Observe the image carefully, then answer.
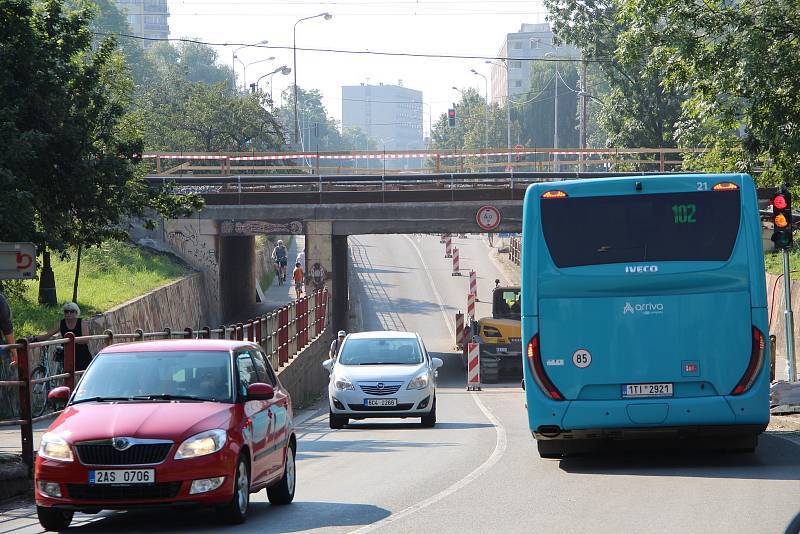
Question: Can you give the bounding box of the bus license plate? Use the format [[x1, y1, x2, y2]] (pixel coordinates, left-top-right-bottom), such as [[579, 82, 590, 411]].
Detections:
[[365, 398, 397, 407], [89, 469, 155, 485], [622, 383, 673, 398]]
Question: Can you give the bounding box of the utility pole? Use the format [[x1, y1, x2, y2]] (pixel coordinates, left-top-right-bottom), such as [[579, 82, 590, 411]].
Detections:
[[579, 59, 588, 172]]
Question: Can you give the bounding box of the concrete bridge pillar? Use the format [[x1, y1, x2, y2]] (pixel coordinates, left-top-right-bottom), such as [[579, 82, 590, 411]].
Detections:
[[219, 235, 256, 322], [305, 221, 347, 333]]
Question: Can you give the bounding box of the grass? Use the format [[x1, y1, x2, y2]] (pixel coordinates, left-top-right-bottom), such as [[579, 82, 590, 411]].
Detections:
[[764, 247, 800, 275], [7, 241, 189, 336]]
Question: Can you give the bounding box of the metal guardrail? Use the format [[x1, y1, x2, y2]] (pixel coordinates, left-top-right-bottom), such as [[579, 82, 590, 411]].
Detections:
[[0, 289, 329, 475]]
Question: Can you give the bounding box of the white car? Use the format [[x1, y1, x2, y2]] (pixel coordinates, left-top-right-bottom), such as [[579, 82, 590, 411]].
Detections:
[[323, 331, 443, 429]]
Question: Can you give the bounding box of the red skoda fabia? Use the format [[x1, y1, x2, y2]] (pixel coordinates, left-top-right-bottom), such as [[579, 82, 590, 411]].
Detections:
[[34, 340, 296, 531]]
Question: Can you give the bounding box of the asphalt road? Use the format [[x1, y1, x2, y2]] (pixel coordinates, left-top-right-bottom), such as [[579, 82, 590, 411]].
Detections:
[[4, 234, 800, 533]]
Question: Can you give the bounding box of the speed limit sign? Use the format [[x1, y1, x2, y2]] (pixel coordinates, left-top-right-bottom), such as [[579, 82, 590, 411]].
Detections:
[[475, 206, 501, 231]]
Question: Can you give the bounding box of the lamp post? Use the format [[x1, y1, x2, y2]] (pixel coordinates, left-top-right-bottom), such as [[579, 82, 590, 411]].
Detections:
[[232, 40, 268, 92], [243, 56, 275, 91], [486, 59, 511, 165], [293, 12, 332, 147], [471, 69, 489, 172], [254, 65, 291, 96]]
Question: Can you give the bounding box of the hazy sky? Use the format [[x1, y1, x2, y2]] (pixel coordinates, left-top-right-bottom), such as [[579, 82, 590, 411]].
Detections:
[[166, 0, 549, 134]]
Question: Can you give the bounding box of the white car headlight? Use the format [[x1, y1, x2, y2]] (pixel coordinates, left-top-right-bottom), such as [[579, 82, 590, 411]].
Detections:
[[334, 376, 355, 391], [407, 372, 429, 390], [38, 433, 74, 462], [175, 429, 227, 460]]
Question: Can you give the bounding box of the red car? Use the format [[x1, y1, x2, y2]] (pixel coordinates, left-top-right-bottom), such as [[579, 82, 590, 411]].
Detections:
[[34, 340, 296, 531]]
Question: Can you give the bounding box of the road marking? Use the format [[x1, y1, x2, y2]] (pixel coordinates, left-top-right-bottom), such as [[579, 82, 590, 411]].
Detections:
[[347, 392, 507, 534], [404, 235, 455, 334]]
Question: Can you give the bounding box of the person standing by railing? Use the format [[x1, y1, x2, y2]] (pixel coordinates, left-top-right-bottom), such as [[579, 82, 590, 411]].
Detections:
[[33, 302, 93, 371], [0, 289, 16, 365]]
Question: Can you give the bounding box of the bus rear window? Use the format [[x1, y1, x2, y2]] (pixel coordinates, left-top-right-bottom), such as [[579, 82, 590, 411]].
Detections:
[[541, 190, 741, 267]]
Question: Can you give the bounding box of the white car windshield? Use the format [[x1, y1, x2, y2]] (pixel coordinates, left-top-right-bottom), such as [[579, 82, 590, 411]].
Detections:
[[338, 338, 423, 365], [72, 351, 233, 403]]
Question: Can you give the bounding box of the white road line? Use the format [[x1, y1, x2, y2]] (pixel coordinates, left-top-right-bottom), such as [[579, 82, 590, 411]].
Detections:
[[347, 392, 507, 534], [403, 235, 455, 335], [344, 236, 509, 534]]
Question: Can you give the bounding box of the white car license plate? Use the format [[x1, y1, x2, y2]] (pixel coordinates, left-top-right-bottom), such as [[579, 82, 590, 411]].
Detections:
[[622, 383, 673, 398], [365, 398, 397, 407], [89, 469, 155, 485]]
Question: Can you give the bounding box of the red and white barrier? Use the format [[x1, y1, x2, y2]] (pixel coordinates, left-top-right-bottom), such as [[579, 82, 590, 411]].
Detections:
[[469, 270, 477, 296], [467, 342, 481, 391], [451, 247, 460, 276], [455, 312, 464, 348], [467, 291, 475, 321], [445, 236, 453, 258]]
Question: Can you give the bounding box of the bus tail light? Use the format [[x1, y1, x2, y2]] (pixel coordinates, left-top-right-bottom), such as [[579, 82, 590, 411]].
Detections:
[[731, 326, 765, 396], [712, 182, 739, 191], [527, 335, 564, 401], [541, 190, 568, 199]]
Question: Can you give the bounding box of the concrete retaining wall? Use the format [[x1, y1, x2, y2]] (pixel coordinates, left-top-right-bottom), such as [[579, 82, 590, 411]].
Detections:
[[766, 273, 800, 381], [276, 334, 332, 409]]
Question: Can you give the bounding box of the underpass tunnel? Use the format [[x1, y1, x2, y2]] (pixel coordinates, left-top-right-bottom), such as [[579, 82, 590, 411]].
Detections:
[[218, 235, 257, 322]]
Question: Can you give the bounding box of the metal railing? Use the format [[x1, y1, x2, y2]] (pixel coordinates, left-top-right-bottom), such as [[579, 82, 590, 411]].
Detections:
[[0, 288, 328, 475]]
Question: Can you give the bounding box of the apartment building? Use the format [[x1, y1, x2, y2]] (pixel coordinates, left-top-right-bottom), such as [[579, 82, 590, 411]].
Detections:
[[113, 0, 170, 48]]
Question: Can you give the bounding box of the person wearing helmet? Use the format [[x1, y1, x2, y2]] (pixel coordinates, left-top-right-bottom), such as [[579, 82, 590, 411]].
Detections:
[[330, 330, 347, 360], [271, 239, 288, 283], [33, 302, 93, 371]]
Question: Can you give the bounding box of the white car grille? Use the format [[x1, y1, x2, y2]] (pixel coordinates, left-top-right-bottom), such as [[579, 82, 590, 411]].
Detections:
[[359, 382, 402, 396]]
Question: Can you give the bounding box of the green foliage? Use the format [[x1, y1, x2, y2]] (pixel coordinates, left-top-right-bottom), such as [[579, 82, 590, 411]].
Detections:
[[544, 0, 685, 149], [618, 0, 800, 186], [516, 60, 579, 150], [275, 86, 343, 151], [0, 0, 203, 257], [8, 241, 189, 336]]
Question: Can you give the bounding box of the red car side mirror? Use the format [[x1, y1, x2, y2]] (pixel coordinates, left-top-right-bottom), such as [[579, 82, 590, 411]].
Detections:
[[246, 383, 274, 401], [48, 386, 71, 408]]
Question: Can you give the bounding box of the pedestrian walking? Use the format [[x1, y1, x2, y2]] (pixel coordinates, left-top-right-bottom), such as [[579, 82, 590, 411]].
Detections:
[[0, 289, 16, 365], [292, 262, 304, 299], [296, 249, 306, 272], [34, 302, 93, 371], [330, 330, 346, 360]]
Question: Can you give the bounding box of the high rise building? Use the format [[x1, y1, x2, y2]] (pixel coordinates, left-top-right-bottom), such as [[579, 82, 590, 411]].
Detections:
[[341, 83, 424, 169], [489, 23, 580, 106], [112, 0, 170, 48]]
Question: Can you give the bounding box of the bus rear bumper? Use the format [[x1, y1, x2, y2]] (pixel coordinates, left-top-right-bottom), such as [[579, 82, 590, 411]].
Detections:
[[533, 423, 767, 442]]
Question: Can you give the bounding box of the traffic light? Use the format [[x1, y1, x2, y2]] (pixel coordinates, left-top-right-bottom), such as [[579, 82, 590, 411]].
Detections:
[[771, 185, 793, 250], [447, 108, 456, 128]]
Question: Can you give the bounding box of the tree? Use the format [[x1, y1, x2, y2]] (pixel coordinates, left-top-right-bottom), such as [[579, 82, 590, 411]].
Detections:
[[619, 0, 800, 185], [544, 0, 685, 149], [516, 60, 579, 151], [0, 0, 201, 302], [276, 86, 342, 151]]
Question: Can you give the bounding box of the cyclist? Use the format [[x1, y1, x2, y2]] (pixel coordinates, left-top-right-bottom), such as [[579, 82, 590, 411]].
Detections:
[[271, 239, 288, 282]]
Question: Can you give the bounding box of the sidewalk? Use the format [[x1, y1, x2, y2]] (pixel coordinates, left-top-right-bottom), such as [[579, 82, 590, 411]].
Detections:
[[239, 235, 305, 320]]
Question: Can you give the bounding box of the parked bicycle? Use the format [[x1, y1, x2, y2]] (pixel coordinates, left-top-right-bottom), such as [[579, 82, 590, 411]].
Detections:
[[30, 344, 64, 418]]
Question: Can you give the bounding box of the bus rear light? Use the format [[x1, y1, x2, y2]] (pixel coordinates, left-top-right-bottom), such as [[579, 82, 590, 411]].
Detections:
[[541, 190, 568, 199], [527, 335, 564, 401], [713, 182, 739, 191], [731, 326, 765, 396]]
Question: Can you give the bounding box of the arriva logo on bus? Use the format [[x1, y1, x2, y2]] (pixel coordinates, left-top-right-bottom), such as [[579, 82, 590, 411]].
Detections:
[[625, 265, 659, 273], [623, 302, 664, 315]]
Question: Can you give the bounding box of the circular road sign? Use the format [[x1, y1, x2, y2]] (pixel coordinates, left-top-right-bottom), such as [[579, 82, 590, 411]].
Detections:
[[476, 205, 501, 231]]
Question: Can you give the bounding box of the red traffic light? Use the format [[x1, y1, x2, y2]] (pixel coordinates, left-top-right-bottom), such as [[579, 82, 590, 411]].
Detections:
[[448, 109, 455, 118], [774, 195, 788, 210]]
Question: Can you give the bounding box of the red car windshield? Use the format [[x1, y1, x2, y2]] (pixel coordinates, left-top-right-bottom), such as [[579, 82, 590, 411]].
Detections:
[[73, 351, 233, 403]]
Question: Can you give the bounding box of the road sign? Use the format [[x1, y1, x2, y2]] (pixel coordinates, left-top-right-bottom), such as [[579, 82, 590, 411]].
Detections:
[[0, 242, 37, 280], [476, 206, 501, 231]]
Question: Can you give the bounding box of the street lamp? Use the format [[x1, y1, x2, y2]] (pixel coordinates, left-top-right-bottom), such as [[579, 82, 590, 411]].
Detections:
[[255, 66, 291, 99], [293, 12, 332, 147], [471, 69, 489, 172], [544, 51, 559, 171], [486, 59, 511, 165], [243, 56, 275, 91], [232, 40, 268, 92]]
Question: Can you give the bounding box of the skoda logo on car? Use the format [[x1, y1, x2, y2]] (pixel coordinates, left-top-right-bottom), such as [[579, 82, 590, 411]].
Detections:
[[112, 437, 132, 451]]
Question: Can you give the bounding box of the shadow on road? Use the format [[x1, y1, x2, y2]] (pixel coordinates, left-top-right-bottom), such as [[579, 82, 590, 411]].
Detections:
[[61, 501, 390, 533], [558, 432, 800, 481]]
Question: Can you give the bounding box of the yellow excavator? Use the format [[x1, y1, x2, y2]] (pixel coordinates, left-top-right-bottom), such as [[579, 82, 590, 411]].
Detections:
[[463, 280, 522, 383]]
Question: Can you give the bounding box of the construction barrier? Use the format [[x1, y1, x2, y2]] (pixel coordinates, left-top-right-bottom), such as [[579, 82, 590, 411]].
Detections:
[[445, 236, 453, 258], [467, 291, 475, 322], [451, 247, 461, 276], [469, 270, 477, 296], [467, 342, 481, 391], [455, 312, 465, 348]]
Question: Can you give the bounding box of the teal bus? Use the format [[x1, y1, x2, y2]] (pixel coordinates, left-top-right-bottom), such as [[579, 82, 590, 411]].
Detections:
[[521, 174, 769, 458]]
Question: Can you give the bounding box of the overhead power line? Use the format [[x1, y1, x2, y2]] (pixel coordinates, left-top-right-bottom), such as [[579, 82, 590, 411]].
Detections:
[[94, 32, 612, 64]]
